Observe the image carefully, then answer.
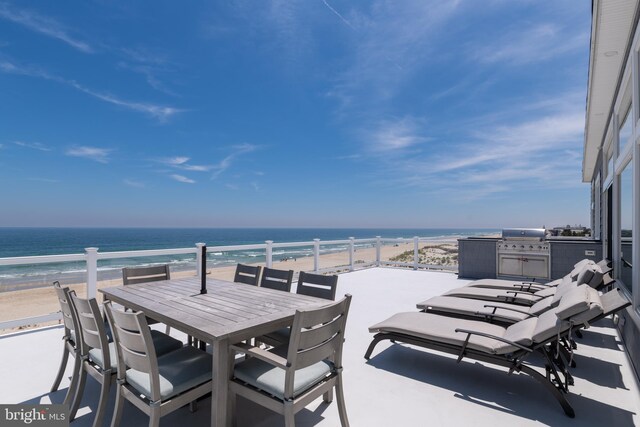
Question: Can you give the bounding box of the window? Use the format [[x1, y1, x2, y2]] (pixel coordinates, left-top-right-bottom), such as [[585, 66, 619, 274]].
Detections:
[[606, 148, 614, 178], [619, 161, 633, 293], [619, 106, 632, 153], [594, 174, 601, 239]]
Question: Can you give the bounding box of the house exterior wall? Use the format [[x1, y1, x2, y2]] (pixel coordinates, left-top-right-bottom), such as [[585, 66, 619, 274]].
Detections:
[[586, 1, 640, 380]]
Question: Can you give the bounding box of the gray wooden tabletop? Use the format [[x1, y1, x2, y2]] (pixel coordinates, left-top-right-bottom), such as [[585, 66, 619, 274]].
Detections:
[[99, 276, 330, 344]]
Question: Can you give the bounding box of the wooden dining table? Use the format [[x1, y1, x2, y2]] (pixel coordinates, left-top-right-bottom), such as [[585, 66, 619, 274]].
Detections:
[[100, 276, 330, 427]]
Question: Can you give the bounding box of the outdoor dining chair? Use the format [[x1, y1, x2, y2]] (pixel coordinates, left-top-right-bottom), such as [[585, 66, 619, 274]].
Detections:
[[260, 267, 294, 292], [230, 294, 352, 427], [68, 295, 181, 427], [104, 301, 213, 427], [259, 272, 339, 347], [122, 265, 171, 334], [122, 265, 171, 285], [234, 263, 262, 286], [295, 272, 339, 300], [51, 282, 82, 411]]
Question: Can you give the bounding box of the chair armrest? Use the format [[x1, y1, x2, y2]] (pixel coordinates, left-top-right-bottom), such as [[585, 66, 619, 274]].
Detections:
[[454, 328, 533, 353], [483, 304, 536, 318], [505, 290, 545, 301], [230, 342, 289, 369], [511, 283, 545, 292]]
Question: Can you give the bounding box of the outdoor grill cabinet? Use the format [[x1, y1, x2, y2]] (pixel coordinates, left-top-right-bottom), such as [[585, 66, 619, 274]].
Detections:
[[458, 237, 603, 281]]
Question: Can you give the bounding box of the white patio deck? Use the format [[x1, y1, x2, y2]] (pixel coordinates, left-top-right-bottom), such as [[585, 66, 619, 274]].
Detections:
[[1, 268, 638, 426]]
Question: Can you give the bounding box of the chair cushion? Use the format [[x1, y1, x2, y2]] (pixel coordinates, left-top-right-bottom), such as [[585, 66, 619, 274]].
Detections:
[[502, 317, 536, 347], [126, 346, 212, 401], [568, 288, 604, 324], [555, 285, 590, 320], [532, 310, 568, 343], [417, 296, 533, 322], [368, 312, 523, 355], [529, 297, 553, 315], [570, 259, 594, 279], [550, 279, 577, 306], [577, 264, 603, 288], [233, 347, 333, 400], [90, 330, 182, 370]]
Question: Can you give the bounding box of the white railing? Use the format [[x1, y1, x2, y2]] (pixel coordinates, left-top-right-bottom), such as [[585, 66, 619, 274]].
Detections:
[[0, 236, 457, 330]]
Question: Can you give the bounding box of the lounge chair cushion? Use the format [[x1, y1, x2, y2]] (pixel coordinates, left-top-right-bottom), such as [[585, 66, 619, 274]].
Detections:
[[502, 317, 536, 346], [577, 264, 603, 288], [532, 310, 567, 343], [569, 288, 604, 324], [126, 346, 212, 401], [233, 347, 333, 399], [90, 330, 182, 370], [529, 297, 553, 315], [368, 312, 526, 355], [550, 279, 579, 305], [443, 287, 539, 305], [417, 296, 538, 323], [555, 285, 590, 320]]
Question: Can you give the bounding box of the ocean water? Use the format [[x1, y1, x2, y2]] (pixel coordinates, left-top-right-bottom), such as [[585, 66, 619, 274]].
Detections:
[[0, 228, 497, 291]]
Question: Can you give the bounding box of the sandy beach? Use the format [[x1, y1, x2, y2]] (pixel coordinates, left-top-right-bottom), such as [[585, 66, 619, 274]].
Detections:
[[0, 239, 465, 334]]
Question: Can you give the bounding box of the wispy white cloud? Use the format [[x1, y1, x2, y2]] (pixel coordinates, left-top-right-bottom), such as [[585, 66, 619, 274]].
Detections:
[[123, 179, 145, 188], [13, 140, 51, 151], [471, 23, 587, 65], [158, 156, 212, 172], [358, 89, 586, 199], [0, 58, 183, 121], [66, 146, 111, 163], [0, 2, 92, 53], [211, 144, 258, 179], [170, 174, 195, 184], [163, 156, 190, 166], [367, 117, 429, 152], [434, 111, 584, 173], [67, 80, 184, 121]]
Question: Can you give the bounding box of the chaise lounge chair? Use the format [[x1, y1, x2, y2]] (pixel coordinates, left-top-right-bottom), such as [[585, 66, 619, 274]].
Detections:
[[365, 285, 630, 417], [464, 259, 611, 292], [440, 263, 604, 306]]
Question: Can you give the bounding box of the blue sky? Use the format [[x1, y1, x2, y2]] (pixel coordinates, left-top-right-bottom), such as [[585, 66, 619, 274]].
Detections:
[[0, 1, 591, 228]]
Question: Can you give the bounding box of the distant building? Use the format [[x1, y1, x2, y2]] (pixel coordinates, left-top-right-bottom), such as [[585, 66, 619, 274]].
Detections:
[[548, 225, 591, 237]]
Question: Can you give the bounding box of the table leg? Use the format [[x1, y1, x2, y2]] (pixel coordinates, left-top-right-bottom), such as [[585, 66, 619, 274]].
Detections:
[[211, 338, 232, 427]]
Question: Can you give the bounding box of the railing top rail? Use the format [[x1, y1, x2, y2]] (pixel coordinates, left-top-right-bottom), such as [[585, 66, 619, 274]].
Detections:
[[209, 244, 266, 252], [271, 241, 316, 248], [98, 247, 197, 259], [0, 253, 86, 266]]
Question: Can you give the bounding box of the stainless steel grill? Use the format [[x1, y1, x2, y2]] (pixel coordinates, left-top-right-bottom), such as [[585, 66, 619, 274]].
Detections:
[[497, 228, 550, 279]]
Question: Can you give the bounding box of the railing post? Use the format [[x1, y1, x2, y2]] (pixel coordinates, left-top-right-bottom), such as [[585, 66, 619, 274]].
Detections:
[[85, 247, 98, 299], [414, 236, 420, 270], [376, 236, 381, 266], [196, 243, 205, 277], [349, 237, 355, 271], [265, 240, 273, 268], [313, 239, 320, 272]]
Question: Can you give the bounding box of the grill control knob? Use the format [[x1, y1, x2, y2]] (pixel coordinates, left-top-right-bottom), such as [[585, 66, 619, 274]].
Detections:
[[529, 245, 533, 249]]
